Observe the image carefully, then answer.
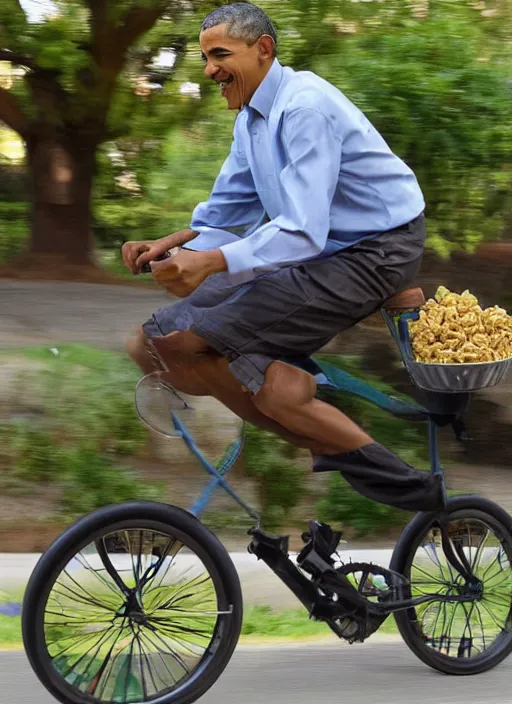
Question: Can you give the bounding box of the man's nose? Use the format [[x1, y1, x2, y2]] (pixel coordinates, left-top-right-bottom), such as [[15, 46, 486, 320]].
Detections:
[[204, 61, 220, 80]]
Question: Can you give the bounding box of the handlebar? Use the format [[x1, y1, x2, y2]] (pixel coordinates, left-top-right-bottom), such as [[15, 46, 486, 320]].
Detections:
[[140, 250, 172, 274]]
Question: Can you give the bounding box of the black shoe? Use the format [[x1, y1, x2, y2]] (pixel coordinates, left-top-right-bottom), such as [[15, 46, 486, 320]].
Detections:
[[312, 443, 446, 513]]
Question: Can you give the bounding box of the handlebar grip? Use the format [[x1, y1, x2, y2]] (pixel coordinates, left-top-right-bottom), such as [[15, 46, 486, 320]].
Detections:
[[140, 250, 171, 274]]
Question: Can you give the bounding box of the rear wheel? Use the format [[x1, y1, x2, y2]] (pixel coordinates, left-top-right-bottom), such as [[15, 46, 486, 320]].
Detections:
[[22, 501, 243, 704], [390, 496, 512, 675]]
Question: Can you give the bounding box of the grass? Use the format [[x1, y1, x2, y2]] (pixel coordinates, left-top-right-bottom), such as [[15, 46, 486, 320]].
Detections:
[[0, 614, 22, 648], [0, 605, 399, 650], [241, 606, 338, 639], [2, 595, 508, 649], [1, 344, 162, 516]]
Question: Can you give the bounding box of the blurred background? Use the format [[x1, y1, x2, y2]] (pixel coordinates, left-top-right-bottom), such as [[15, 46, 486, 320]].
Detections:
[[1, 0, 512, 662]]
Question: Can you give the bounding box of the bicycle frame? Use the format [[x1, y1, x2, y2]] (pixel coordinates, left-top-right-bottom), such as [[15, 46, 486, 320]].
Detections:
[[166, 310, 477, 629], [179, 355, 439, 524]]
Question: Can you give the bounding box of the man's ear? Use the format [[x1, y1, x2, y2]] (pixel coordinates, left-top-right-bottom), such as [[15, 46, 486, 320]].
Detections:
[[257, 34, 275, 60]]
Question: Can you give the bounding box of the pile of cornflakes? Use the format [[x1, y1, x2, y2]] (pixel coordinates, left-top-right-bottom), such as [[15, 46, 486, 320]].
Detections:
[[408, 286, 512, 364]]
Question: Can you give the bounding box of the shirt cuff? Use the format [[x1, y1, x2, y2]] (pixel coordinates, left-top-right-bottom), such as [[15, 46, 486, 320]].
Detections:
[[219, 238, 263, 283], [184, 226, 242, 251]]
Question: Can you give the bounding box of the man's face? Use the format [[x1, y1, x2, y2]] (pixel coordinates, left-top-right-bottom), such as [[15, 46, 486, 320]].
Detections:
[[200, 24, 273, 110]]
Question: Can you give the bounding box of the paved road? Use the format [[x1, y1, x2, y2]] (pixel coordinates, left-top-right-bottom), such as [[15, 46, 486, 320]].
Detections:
[[1, 644, 510, 704], [0, 279, 168, 350]]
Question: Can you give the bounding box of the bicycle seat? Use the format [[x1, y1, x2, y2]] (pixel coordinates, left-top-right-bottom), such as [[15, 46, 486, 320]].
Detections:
[[383, 287, 425, 313]]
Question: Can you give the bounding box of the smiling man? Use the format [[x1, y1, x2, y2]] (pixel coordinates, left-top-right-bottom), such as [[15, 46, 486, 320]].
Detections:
[[123, 2, 445, 513]]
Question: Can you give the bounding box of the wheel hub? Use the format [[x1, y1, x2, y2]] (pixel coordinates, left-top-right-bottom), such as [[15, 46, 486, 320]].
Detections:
[[116, 590, 150, 626], [465, 578, 484, 598]]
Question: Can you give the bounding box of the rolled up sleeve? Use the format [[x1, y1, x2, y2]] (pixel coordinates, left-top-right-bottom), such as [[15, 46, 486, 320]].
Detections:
[[219, 108, 342, 279]]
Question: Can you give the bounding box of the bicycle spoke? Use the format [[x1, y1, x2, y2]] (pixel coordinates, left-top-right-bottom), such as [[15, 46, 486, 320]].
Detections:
[[39, 523, 227, 703], [470, 528, 490, 573], [94, 629, 133, 700], [139, 537, 182, 592], [57, 622, 120, 679], [422, 535, 453, 584], [122, 634, 136, 703], [478, 600, 508, 632], [74, 551, 125, 598], [474, 603, 487, 651], [407, 515, 512, 662], [139, 629, 190, 676], [54, 571, 118, 611], [132, 628, 151, 701], [410, 562, 456, 589]]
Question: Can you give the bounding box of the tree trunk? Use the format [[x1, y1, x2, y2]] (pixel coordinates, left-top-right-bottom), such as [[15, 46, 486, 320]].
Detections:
[[27, 135, 97, 266]]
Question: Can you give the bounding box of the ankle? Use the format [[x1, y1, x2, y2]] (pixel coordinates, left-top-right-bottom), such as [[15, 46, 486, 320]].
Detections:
[[313, 436, 374, 457]]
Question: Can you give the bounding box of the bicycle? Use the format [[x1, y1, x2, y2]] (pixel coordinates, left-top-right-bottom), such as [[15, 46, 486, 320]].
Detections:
[[21, 287, 512, 704]]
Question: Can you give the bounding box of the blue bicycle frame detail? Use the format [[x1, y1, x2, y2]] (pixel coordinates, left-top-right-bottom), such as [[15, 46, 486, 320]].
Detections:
[[314, 359, 428, 420], [181, 351, 444, 522], [172, 413, 259, 522]]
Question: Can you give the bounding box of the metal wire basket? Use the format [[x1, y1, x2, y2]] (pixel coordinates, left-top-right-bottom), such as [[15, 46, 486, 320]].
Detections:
[[384, 311, 512, 394]]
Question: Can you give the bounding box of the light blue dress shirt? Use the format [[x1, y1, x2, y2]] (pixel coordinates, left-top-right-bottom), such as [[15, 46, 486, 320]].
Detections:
[[187, 59, 425, 283]]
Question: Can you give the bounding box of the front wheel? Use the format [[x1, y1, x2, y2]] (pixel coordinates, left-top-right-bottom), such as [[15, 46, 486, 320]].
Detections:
[[22, 501, 243, 704], [391, 495, 512, 675]]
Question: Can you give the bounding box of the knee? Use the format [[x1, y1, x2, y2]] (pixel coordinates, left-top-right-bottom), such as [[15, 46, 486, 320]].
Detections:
[[151, 330, 210, 360], [125, 326, 149, 362], [252, 361, 317, 422]]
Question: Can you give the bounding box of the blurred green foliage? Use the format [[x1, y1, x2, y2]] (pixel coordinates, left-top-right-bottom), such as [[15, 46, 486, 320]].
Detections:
[[243, 424, 305, 531], [0, 345, 161, 516], [0, 0, 511, 535], [93, 0, 512, 256], [0, 344, 431, 536], [0, 202, 29, 262], [1, 0, 512, 259]]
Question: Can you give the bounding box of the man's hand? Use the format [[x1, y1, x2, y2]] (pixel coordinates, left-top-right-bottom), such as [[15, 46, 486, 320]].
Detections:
[[150, 249, 227, 297], [121, 229, 198, 275]]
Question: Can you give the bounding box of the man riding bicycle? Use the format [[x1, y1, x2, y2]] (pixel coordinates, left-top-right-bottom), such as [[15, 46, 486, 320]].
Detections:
[[123, 2, 444, 512]]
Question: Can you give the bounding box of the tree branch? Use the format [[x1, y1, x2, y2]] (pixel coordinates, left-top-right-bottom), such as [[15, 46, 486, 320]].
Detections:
[[90, 1, 172, 76], [0, 49, 37, 71], [113, 2, 172, 56], [0, 85, 29, 137]]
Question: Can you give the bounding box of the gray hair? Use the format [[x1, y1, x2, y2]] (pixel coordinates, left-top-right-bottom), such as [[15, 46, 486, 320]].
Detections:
[[201, 2, 278, 54]]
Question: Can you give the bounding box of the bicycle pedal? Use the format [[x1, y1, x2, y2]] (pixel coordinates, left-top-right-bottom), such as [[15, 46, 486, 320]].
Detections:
[[247, 528, 289, 556], [299, 521, 343, 560]]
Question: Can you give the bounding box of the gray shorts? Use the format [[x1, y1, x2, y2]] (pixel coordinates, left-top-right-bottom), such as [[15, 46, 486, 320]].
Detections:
[[143, 214, 426, 393]]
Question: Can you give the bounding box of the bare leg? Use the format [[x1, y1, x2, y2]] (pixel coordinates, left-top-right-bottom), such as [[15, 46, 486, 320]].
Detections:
[[126, 328, 342, 454], [126, 327, 445, 513], [253, 361, 372, 452]]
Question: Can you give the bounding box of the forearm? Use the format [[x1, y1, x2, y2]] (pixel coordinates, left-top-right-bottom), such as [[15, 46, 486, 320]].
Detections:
[[159, 229, 199, 250]]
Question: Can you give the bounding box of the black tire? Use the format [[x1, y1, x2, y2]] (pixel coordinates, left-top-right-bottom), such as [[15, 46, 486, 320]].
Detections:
[[22, 501, 243, 704], [390, 495, 512, 675]]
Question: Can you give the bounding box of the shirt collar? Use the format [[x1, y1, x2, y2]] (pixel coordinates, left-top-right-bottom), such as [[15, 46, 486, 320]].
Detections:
[[248, 59, 283, 120]]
